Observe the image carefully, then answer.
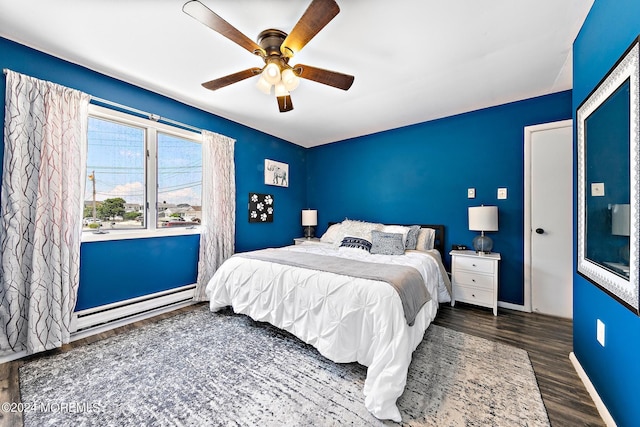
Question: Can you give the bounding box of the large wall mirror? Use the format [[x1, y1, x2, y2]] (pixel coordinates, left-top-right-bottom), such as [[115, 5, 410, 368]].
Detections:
[[577, 36, 640, 314]]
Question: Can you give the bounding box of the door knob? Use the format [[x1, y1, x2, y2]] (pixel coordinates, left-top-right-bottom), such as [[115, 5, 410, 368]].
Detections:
[[535, 228, 544, 234]]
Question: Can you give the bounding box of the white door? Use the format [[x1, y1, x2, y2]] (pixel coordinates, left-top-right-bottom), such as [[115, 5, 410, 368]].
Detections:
[[525, 121, 573, 318]]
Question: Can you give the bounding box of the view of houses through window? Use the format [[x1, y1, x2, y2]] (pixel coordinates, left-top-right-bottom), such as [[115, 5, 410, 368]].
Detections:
[[84, 106, 202, 233]]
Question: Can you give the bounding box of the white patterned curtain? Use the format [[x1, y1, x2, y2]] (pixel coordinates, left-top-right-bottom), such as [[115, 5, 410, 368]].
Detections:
[[0, 71, 90, 355], [194, 130, 236, 301]]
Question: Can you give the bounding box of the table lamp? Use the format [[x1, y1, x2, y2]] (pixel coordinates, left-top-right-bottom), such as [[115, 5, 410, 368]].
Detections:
[[469, 205, 498, 254], [302, 209, 317, 238]]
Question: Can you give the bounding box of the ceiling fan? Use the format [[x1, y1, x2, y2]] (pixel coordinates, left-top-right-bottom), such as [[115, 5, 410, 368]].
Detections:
[[182, 0, 354, 113]]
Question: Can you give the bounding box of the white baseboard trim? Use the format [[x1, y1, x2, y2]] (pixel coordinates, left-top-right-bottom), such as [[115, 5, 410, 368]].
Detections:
[[70, 299, 195, 342], [71, 284, 196, 332], [498, 301, 528, 312], [569, 351, 617, 427]]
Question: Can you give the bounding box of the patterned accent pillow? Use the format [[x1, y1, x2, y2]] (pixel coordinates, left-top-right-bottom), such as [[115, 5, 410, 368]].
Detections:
[[339, 236, 372, 252], [370, 231, 405, 255], [405, 225, 421, 250]]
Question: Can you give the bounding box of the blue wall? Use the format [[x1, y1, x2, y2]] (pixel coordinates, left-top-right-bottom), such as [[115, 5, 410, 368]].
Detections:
[[307, 93, 572, 305], [573, 1, 640, 425], [0, 37, 307, 309], [77, 235, 200, 311]]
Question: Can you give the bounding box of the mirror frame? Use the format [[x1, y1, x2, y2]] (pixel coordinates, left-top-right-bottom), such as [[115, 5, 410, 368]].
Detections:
[[577, 36, 640, 315]]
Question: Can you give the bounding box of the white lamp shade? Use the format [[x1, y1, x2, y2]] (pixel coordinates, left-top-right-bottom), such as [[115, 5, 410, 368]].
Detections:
[[612, 204, 630, 236], [274, 82, 289, 97], [281, 68, 300, 92], [262, 63, 281, 85], [469, 206, 498, 232], [302, 209, 317, 226], [256, 75, 272, 95]]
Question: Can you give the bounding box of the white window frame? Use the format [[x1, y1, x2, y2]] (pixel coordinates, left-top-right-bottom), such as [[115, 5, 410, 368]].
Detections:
[[82, 104, 202, 242]]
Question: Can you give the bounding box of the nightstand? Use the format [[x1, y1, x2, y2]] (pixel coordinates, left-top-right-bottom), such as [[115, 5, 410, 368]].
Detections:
[[293, 237, 322, 245], [449, 250, 501, 316]]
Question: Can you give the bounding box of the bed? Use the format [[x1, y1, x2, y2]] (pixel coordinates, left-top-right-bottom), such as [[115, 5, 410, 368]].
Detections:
[[205, 220, 451, 422]]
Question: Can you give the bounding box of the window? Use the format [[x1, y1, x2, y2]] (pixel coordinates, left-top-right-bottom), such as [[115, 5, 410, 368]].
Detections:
[[84, 105, 202, 237]]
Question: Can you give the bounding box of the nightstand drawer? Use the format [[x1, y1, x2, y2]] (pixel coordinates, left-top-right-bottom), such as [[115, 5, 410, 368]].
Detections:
[[453, 271, 493, 290], [453, 256, 495, 274], [454, 285, 493, 305]]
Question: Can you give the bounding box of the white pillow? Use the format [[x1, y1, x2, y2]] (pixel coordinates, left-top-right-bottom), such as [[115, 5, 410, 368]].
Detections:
[[333, 220, 384, 247], [320, 223, 342, 243], [382, 225, 411, 242], [416, 227, 436, 250]]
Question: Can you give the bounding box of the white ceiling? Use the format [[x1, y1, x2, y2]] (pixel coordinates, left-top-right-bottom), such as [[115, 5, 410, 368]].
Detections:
[[0, 0, 593, 148]]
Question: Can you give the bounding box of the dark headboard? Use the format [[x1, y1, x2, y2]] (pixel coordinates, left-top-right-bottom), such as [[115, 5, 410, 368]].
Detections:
[[327, 222, 445, 255]]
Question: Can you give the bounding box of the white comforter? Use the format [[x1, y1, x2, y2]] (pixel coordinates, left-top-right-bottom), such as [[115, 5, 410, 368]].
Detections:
[[205, 242, 451, 422]]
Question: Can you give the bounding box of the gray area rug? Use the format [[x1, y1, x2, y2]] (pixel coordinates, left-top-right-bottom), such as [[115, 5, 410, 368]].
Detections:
[[20, 306, 550, 426]]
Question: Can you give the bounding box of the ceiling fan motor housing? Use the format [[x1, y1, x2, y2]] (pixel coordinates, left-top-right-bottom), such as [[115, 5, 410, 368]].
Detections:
[[258, 28, 289, 62]]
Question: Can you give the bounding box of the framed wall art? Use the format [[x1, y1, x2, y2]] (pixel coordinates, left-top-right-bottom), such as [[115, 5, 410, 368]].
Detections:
[[248, 193, 274, 223], [264, 159, 288, 187]]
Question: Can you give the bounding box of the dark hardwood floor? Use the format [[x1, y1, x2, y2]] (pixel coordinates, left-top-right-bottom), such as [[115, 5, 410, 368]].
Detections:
[[0, 303, 604, 427], [433, 302, 605, 427]]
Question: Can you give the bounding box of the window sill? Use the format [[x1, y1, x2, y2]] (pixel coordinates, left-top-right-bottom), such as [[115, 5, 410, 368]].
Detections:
[[81, 227, 201, 243]]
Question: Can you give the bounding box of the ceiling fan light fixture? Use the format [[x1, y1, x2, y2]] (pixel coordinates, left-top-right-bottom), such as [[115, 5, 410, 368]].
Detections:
[[281, 68, 300, 92], [256, 74, 272, 95], [274, 82, 289, 97], [263, 62, 281, 85], [184, 0, 354, 112]]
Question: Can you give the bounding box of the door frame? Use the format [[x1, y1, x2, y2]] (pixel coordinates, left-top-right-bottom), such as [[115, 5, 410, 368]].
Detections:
[[523, 119, 573, 313]]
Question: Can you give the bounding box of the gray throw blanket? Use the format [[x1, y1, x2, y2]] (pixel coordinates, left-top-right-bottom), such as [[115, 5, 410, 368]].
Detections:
[[236, 249, 431, 326]]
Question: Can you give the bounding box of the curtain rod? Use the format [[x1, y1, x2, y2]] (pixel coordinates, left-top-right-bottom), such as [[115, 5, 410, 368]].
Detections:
[[3, 68, 203, 134], [90, 96, 203, 134]]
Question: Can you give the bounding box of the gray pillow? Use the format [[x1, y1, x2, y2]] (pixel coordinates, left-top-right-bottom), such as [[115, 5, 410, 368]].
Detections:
[[405, 225, 421, 250], [370, 230, 405, 255]]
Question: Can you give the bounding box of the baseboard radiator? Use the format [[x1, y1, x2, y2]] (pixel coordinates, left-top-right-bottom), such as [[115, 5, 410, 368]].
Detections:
[[71, 284, 196, 337]]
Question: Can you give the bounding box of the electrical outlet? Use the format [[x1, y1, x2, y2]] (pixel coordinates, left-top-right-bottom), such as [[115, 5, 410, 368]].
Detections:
[[597, 319, 605, 347], [497, 188, 507, 200], [467, 188, 476, 198]]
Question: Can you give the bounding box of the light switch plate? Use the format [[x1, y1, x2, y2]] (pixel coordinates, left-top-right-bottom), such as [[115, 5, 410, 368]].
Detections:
[[467, 188, 476, 198], [591, 182, 605, 197], [497, 188, 507, 200]]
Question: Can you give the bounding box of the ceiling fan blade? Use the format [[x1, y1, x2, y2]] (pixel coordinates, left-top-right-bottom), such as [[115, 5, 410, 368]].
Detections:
[[277, 95, 294, 112], [280, 0, 340, 58], [183, 0, 265, 56], [202, 68, 262, 91], [294, 64, 354, 90]]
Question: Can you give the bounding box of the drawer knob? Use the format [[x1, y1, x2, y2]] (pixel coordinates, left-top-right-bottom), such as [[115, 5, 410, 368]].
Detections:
[[472, 294, 476, 297]]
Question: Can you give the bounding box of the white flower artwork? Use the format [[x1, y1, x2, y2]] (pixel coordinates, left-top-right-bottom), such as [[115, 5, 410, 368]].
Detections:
[[249, 193, 274, 223]]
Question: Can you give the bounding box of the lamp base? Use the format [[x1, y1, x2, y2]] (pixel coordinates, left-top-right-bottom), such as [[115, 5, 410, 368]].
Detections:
[[303, 226, 315, 239], [472, 234, 493, 254]]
